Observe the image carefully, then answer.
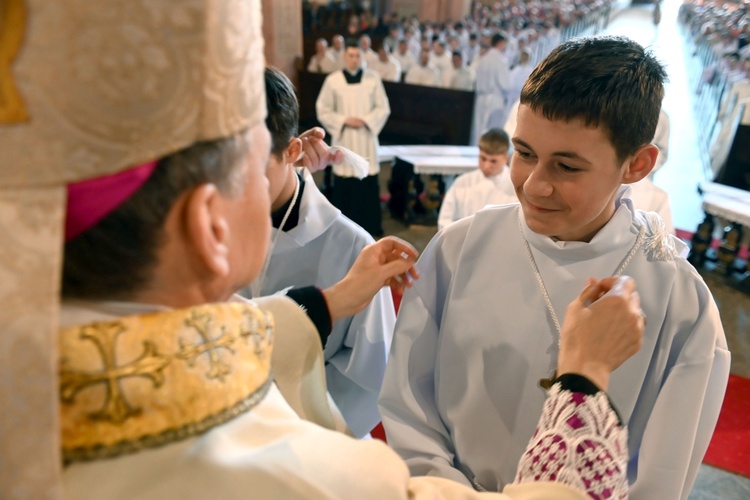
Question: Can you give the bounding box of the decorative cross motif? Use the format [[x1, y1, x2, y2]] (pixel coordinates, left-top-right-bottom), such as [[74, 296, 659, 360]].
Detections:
[[60, 323, 170, 425], [239, 309, 270, 356], [178, 311, 235, 381]]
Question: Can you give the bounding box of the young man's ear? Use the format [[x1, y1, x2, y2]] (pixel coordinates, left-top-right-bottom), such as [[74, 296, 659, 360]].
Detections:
[[184, 183, 231, 278], [622, 144, 659, 184], [284, 137, 304, 165]]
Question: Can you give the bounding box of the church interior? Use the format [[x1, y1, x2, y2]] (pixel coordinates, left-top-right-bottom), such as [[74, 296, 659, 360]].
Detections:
[[2, 0, 749, 498]]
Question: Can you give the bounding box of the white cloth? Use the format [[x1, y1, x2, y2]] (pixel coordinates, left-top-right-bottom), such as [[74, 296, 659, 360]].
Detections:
[[473, 48, 511, 143], [380, 191, 730, 499], [625, 179, 674, 234], [362, 48, 379, 69], [394, 51, 416, 76], [430, 51, 453, 77], [316, 69, 390, 177], [307, 52, 338, 74], [252, 175, 396, 437], [370, 55, 402, 82], [450, 67, 475, 91], [507, 63, 534, 111], [326, 47, 345, 70], [437, 167, 517, 230], [405, 64, 440, 87]]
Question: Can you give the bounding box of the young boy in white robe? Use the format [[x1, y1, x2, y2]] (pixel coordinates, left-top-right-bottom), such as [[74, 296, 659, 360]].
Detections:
[[437, 128, 517, 230], [380, 36, 730, 499], [242, 67, 396, 437]]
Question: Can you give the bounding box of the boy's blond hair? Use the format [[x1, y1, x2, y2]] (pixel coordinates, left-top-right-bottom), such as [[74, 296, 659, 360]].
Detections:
[[478, 128, 510, 155]]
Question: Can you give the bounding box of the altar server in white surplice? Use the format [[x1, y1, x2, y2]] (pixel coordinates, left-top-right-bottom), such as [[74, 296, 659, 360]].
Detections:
[[316, 39, 391, 236], [380, 36, 730, 500], [438, 129, 516, 229], [243, 68, 396, 437], [405, 49, 441, 87], [3, 3, 652, 498], [472, 32, 511, 144]]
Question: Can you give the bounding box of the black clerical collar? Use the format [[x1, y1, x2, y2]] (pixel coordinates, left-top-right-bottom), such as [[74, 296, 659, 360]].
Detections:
[[343, 68, 363, 84], [271, 173, 305, 232]]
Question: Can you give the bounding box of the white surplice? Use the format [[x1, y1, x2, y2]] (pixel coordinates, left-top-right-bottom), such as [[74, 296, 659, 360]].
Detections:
[[316, 69, 390, 177], [472, 48, 511, 143], [254, 174, 396, 437], [450, 66, 475, 91], [437, 167, 517, 230], [380, 189, 730, 499], [370, 55, 402, 82], [394, 50, 416, 76], [307, 52, 338, 74], [405, 63, 440, 87], [625, 179, 674, 234]]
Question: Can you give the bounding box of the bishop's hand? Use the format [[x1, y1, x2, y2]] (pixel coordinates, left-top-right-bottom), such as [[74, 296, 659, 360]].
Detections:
[[322, 236, 419, 322], [557, 276, 645, 391]]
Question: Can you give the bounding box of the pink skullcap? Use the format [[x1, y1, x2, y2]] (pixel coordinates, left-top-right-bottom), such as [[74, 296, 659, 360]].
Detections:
[[65, 161, 158, 242]]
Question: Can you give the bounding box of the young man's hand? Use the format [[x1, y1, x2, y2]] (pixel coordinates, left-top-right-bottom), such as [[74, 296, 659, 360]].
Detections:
[[295, 127, 344, 172], [322, 236, 420, 322]]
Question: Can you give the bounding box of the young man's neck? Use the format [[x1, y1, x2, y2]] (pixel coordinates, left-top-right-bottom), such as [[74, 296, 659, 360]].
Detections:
[[271, 165, 299, 213]]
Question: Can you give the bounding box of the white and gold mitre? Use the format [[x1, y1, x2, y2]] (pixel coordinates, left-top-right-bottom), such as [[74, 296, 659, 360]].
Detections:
[[0, 0, 266, 496]]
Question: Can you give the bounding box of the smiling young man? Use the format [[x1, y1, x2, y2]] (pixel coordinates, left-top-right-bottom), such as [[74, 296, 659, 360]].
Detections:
[[380, 36, 730, 499]]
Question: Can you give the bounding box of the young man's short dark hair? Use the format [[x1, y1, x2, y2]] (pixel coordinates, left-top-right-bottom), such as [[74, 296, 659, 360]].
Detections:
[[344, 39, 361, 50], [264, 67, 299, 158], [520, 36, 668, 162], [491, 32, 507, 47]]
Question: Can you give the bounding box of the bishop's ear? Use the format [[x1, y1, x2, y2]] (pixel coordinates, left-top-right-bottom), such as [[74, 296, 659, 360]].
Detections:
[[184, 183, 231, 278], [621, 144, 659, 184]]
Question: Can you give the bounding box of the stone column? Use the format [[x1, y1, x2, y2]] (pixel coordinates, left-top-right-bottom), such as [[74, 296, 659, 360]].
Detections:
[[262, 0, 303, 81]]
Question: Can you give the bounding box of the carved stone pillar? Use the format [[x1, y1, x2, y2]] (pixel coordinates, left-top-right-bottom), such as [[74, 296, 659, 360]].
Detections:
[[262, 0, 303, 81]]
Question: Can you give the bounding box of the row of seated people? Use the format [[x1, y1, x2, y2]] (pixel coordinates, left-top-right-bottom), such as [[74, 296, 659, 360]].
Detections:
[[305, 0, 613, 92]]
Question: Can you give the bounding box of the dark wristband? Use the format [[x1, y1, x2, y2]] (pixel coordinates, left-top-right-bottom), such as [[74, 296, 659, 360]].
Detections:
[[285, 286, 331, 347], [555, 373, 623, 426]]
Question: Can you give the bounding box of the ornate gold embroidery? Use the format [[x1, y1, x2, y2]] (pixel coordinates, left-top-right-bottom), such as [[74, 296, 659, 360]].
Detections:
[[178, 311, 235, 381], [60, 323, 170, 424], [0, 0, 29, 124], [239, 308, 271, 356], [59, 302, 274, 463]]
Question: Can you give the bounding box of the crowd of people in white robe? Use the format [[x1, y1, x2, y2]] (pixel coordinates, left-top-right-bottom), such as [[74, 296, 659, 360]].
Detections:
[[680, 0, 750, 176], [306, 0, 614, 95]]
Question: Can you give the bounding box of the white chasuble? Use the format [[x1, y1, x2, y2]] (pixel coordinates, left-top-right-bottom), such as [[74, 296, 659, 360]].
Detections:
[[254, 175, 396, 437], [316, 69, 390, 177], [380, 190, 730, 499]]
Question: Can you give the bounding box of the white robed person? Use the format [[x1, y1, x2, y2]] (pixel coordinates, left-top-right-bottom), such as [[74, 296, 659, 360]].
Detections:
[[242, 67, 397, 437], [380, 36, 730, 500], [2, 2, 651, 499], [472, 32, 511, 144], [438, 128, 517, 230], [316, 38, 391, 237]]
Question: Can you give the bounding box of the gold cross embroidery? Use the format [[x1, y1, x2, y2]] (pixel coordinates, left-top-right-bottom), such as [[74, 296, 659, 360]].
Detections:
[[60, 323, 170, 425], [178, 311, 235, 381], [238, 309, 268, 356], [0, 0, 29, 124]]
